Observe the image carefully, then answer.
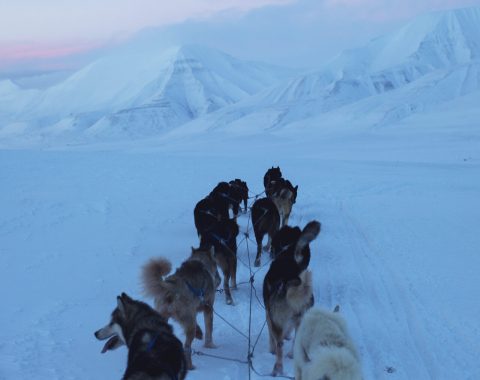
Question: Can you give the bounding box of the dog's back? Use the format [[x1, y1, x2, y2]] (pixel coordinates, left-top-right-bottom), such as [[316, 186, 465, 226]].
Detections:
[[194, 195, 230, 237], [294, 308, 362, 380], [251, 197, 280, 266], [124, 325, 187, 380]]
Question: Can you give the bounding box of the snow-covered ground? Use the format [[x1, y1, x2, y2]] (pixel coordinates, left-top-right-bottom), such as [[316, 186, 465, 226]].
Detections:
[[1, 118, 479, 379]]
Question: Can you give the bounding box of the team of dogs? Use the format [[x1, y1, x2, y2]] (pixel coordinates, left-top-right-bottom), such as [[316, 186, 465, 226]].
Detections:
[[95, 168, 362, 380]]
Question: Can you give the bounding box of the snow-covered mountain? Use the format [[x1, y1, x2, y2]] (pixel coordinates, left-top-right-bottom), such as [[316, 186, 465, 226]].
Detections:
[[0, 44, 296, 141], [1, 7, 480, 146], [166, 7, 480, 137]]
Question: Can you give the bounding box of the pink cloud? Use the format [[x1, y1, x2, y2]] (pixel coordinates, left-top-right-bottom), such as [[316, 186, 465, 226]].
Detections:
[[0, 42, 101, 61], [0, 0, 292, 72]]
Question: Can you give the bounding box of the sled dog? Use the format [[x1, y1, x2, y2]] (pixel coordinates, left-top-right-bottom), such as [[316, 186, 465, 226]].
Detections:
[[141, 247, 220, 369], [200, 218, 239, 305], [263, 221, 320, 375], [94, 293, 187, 380], [294, 306, 362, 380], [251, 188, 296, 266]]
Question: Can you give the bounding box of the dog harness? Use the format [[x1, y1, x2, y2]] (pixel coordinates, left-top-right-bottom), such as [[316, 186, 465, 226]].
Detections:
[[185, 280, 205, 302], [146, 332, 160, 353]]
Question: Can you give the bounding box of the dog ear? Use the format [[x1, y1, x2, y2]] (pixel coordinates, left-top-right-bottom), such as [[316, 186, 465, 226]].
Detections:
[[117, 296, 126, 315], [121, 292, 133, 303]]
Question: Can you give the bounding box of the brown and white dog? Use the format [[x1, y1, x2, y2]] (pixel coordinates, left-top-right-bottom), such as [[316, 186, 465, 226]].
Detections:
[[141, 247, 221, 370]]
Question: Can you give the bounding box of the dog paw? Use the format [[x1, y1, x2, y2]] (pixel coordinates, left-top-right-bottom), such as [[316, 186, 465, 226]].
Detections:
[[226, 298, 235, 306], [271, 363, 283, 376]]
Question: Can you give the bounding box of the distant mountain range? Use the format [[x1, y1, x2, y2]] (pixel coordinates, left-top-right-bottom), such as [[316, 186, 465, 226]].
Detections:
[[1, 7, 479, 145]]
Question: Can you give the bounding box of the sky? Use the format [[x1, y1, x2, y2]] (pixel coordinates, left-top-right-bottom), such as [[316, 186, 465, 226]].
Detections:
[[1, 0, 480, 74]]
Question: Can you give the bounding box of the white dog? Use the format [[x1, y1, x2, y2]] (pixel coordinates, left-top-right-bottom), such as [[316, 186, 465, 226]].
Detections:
[[294, 306, 362, 380]]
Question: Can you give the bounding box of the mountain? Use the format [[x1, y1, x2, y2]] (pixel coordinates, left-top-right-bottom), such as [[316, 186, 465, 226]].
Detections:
[[1, 7, 480, 146], [168, 7, 480, 136], [0, 44, 296, 142]]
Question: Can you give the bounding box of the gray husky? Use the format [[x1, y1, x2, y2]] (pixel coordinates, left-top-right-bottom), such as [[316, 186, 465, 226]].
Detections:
[[94, 293, 187, 380], [142, 246, 221, 370]]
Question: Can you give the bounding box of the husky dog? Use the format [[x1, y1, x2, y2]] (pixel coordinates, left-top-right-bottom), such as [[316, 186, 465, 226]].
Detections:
[[251, 188, 295, 266], [263, 221, 320, 376], [142, 247, 221, 369], [94, 293, 187, 380], [294, 306, 362, 380], [194, 195, 229, 239], [229, 178, 249, 214], [271, 178, 298, 207], [200, 218, 239, 305], [210, 182, 240, 217]]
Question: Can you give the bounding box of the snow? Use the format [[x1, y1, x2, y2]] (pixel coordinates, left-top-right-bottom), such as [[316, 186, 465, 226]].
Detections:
[[1, 6, 480, 380], [1, 127, 479, 379]]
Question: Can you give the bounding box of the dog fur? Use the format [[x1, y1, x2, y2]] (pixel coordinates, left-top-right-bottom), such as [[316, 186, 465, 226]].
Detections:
[[229, 179, 249, 214], [264, 166, 283, 197], [141, 247, 220, 369], [264, 270, 314, 376], [251, 197, 280, 267], [294, 307, 362, 380], [94, 293, 187, 380], [271, 221, 322, 270], [194, 195, 229, 239], [251, 188, 296, 266], [263, 220, 320, 375], [200, 218, 239, 305]]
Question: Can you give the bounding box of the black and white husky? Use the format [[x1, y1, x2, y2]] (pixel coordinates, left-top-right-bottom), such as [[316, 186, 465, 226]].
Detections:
[[94, 293, 187, 380], [263, 221, 320, 376]]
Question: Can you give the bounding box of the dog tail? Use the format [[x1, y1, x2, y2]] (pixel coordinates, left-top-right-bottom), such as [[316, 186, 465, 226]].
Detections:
[[141, 258, 172, 297], [305, 345, 362, 380], [294, 221, 321, 264]]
